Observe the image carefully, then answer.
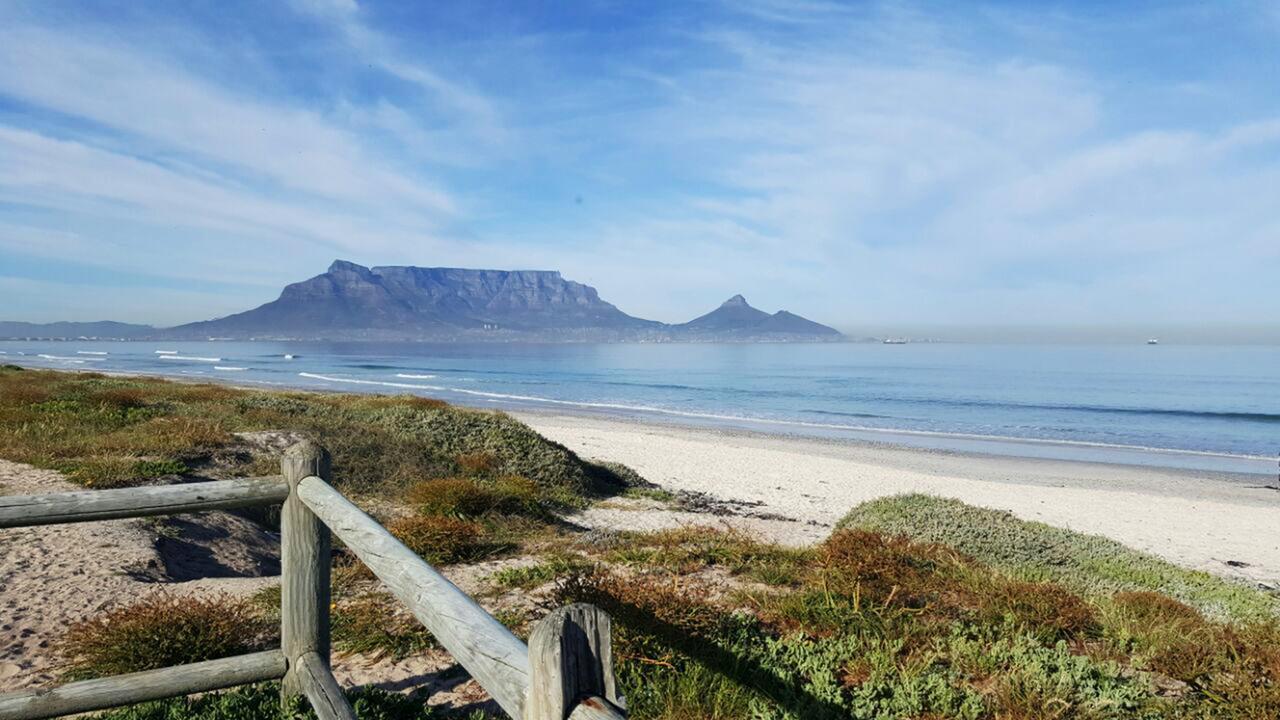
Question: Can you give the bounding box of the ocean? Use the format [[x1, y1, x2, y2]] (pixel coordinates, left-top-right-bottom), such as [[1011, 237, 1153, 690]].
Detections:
[[3, 340, 1277, 476]]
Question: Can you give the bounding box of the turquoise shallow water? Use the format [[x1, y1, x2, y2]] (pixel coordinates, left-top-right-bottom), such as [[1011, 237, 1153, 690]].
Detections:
[[4, 340, 1278, 476]]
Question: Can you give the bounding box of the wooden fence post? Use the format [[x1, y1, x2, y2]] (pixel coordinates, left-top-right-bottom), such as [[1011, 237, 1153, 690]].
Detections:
[[280, 440, 332, 709], [527, 604, 626, 720]]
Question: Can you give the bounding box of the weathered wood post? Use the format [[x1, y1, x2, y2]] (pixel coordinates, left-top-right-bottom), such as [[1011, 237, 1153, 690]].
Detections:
[[527, 604, 627, 720], [280, 440, 333, 709]]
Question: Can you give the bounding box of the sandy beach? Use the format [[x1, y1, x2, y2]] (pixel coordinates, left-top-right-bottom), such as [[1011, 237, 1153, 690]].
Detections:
[[517, 411, 1280, 587]]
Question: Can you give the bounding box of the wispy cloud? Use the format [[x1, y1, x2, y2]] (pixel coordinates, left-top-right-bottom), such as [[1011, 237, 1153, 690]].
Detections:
[[0, 0, 1276, 328]]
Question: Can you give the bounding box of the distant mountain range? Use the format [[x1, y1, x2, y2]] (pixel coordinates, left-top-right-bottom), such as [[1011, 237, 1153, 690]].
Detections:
[[0, 320, 154, 340], [2, 261, 843, 342]]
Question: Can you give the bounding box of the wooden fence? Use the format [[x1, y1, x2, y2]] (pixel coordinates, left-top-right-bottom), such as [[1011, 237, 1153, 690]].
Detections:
[[0, 440, 626, 720]]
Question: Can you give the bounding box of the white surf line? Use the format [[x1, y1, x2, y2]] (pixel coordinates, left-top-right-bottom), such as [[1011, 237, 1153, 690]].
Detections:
[[214, 366, 247, 371], [154, 350, 178, 355], [76, 351, 108, 355], [395, 373, 437, 379], [38, 354, 100, 362], [158, 355, 222, 362], [298, 372, 1272, 464], [300, 372, 445, 391]]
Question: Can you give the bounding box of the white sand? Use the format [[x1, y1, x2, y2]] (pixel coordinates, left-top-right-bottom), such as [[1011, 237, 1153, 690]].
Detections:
[[517, 412, 1280, 587]]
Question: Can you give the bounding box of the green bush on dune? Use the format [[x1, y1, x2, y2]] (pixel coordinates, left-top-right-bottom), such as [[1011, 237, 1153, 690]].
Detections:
[[837, 493, 1280, 622], [0, 367, 631, 505]]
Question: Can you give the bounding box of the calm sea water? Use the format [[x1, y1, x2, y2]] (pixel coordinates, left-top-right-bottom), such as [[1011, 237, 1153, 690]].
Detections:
[[3, 340, 1278, 476]]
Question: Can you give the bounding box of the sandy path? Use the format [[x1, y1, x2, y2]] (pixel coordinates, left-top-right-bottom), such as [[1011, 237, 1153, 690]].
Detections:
[[518, 412, 1280, 587], [0, 462, 169, 686], [0, 461, 284, 688]]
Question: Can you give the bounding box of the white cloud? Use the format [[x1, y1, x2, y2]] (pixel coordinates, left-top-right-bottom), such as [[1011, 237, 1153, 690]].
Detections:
[[0, 26, 455, 214], [0, 1, 1276, 329], [536, 5, 1280, 326]]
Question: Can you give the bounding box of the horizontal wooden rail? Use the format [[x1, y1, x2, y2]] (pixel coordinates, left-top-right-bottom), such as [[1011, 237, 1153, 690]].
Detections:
[[0, 476, 289, 528], [0, 650, 287, 720], [296, 475, 532, 720]]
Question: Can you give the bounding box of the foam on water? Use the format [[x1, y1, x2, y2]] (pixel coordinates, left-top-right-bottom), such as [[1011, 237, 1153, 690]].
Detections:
[[38, 354, 100, 363], [159, 355, 221, 362]]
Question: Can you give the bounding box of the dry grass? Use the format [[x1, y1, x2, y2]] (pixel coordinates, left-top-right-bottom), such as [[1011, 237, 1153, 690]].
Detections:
[[332, 593, 437, 660], [386, 515, 511, 565], [405, 475, 545, 520], [58, 593, 274, 678]]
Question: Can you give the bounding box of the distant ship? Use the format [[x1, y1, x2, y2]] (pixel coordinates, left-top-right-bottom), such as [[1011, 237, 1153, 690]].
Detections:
[[883, 338, 908, 345], [1147, 338, 1159, 345]]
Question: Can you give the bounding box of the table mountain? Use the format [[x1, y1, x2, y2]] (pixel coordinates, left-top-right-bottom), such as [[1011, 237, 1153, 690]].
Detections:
[[136, 260, 844, 342], [162, 260, 661, 340]]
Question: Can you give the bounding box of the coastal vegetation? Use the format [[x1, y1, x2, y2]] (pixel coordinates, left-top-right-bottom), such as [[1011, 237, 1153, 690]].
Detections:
[[0, 366, 626, 501], [1, 366, 1277, 718]]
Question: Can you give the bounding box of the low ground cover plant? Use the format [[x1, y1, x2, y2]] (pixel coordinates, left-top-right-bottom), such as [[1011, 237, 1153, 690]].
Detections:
[[838, 493, 1280, 622], [556, 522, 1280, 719]]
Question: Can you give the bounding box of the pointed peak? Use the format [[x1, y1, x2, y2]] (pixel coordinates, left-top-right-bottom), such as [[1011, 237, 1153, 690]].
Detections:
[[720, 294, 751, 308], [328, 259, 372, 275]]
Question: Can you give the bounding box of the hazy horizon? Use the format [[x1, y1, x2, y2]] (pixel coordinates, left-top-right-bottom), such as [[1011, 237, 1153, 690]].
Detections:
[[1, 1, 1278, 329]]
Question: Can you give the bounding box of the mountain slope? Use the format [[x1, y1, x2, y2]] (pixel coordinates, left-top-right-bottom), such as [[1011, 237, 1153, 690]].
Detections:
[[673, 295, 841, 340]]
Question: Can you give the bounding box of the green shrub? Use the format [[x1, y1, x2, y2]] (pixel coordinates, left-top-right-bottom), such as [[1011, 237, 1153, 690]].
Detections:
[[60, 593, 273, 678], [838, 494, 1280, 622]]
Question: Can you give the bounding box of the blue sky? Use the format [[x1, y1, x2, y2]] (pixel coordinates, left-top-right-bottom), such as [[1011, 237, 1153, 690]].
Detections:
[[1, 0, 1277, 330]]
